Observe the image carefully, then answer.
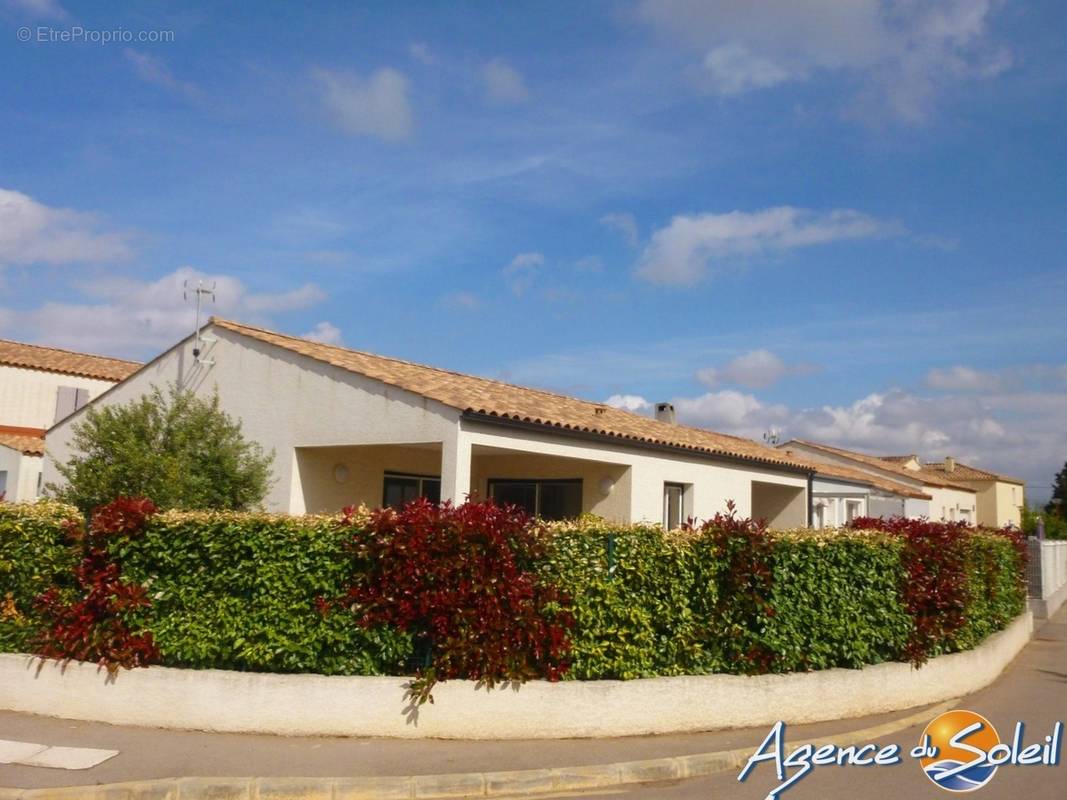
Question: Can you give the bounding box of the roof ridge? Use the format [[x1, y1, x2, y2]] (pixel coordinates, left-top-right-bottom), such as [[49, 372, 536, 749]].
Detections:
[[210, 317, 608, 409], [209, 317, 799, 469], [0, 337, 141, 366]]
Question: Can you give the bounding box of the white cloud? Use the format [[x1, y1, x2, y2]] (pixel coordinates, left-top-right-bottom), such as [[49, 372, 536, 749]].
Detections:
[[312, 67, 413, 141], [599, 212, 640, 248], [483, 59, 530, 104], [702, 43, 791, 95], [638, 0, 1011, 122], [0, 266, 327, 355], [925, 365, 1004, 392], [302, 321, 343, 345], [408, 42, 435, 65], [123, 49, 200, 100], [502, 251, 544, 296], [0, 188, 133, 267], [636, 206, 897, 286], [640, 385, 1067, 506], [605, 394, 653, 413], [697, 349, 815, 389], [5, 0, 67, 19], [440, 290, 480, 311]]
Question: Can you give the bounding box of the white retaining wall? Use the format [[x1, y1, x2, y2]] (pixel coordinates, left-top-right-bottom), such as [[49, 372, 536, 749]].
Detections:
[[1032, 540, 1067, 619], [0, 612, 1033, 740]]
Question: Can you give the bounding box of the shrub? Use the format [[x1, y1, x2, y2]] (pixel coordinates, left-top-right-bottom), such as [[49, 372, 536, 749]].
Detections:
[[850, 516, 1027, 664], [338, 499, 573, 701], [1021, 506, 1067, 540], [50, 385, 274, 514], [34, 497, 159, 671], [117, 509, 411, 675], [0, 502, 79, 652], [1, 501, 1029, 682]]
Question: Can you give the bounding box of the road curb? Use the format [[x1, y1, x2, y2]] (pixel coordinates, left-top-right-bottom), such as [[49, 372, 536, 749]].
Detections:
[[0, 698, 956, 799]]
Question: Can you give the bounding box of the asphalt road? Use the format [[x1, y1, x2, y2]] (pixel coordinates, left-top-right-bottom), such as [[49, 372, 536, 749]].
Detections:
[[588, 608, 1067, 800]]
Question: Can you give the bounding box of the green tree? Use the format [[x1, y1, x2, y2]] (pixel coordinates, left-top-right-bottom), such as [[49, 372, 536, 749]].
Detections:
[[1047, 462, 1067, 517], [50, 386, 273, 513]]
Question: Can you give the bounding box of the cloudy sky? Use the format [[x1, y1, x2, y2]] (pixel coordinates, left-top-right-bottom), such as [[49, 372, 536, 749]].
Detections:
[[2, 1, 1065, 502]]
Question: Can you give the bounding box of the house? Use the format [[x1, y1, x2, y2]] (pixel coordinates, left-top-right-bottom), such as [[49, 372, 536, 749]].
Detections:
[[882, 455, 1024, 528], [0, 339, 139, 502], [44, 318, 815, 527], [778, 440, 978, 524], [785, 455, 933, 528]]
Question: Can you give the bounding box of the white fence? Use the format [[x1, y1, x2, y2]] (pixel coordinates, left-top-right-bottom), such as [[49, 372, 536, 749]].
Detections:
[[1028, 539, 1067, 619]]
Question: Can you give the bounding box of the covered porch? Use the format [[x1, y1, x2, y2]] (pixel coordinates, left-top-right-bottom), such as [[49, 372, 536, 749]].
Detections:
[[291, 439, 632, 522]]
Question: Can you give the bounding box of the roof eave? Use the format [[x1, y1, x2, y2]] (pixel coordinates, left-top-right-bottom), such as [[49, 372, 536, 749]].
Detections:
[[462, 410, 814, 475]]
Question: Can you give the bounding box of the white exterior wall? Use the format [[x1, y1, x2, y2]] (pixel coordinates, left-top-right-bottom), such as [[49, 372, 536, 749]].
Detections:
[[927, 485, 978, 524], [44, 328, 461, 513], [811, 476, 869, 527], [461, 419, 808, 526], [0, 448, 41, 502], [0, 364, 114, 430]]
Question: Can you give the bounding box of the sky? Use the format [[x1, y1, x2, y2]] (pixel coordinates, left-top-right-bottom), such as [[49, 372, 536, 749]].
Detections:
[[1, 1, 1065, 503]]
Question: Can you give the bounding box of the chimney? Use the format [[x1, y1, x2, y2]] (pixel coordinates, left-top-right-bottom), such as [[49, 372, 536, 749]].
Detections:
[[655, 402, 676, 424], [944, 456, 956, 473]]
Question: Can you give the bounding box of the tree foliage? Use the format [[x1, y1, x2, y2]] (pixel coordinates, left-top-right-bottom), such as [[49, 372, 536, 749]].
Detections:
[[1046, 461, 1067, 517], [50, 386, 273, 513]]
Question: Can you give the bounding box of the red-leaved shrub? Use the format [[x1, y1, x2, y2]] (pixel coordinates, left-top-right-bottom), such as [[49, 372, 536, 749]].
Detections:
[[699, 501, 777, 673], [850, 516, 973, 664], [34, 497, 159, 671], [337, 499, 573, 701]]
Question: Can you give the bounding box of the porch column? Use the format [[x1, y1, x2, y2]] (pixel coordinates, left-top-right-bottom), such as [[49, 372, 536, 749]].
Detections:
[[441, 427, 472, 504]]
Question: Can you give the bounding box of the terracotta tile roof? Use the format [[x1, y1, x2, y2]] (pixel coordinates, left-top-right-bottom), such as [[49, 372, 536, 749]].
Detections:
[[0, 339, 140, 382], [0, 431, 44, 456], [919, 460, 1025, 486], [781, 439, 976, 492], [785, 453, 932, 500], [210, 318, 811, 472]]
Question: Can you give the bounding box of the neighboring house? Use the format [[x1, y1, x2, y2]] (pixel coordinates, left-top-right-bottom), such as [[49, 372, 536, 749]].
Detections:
[[779, 439, 977, 524], [783, 455, 933, 528], [44, 318, 816, 527], [882, 456, 1024, 528], [0, 339, 139, 502]]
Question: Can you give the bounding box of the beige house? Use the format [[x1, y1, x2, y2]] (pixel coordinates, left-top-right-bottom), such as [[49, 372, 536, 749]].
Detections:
[[780, 439, 977, 524], [0, 339, 139, 502], [883, 456, 1024, 528], [44, 318, 814, 528]]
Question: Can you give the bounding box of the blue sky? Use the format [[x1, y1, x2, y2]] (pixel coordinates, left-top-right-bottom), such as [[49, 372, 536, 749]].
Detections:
[[1, 1, 1065, 501]]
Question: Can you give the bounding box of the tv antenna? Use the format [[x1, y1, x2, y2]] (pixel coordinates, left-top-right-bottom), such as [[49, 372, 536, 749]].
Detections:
[[183, 279, 216, 365], [763, 428, 781, 447]]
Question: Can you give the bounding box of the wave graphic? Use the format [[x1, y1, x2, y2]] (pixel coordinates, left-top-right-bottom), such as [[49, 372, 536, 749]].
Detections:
[[924, 760, 998, 792]]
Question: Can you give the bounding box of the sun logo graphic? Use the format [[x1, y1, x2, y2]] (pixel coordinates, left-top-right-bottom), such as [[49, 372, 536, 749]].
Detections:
[[919, 710, 1001, 792]]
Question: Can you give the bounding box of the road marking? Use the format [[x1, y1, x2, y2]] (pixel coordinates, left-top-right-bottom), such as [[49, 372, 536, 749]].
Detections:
[[0, 739, 118, 770]]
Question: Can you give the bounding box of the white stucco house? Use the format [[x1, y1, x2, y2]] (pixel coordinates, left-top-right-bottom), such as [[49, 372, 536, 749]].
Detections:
[[784, 455, 933, 528], [0, 339, 139, 502], [43, 319, 816, 528], [779, 439, 978, 524], [881, 455, 1024, 528]]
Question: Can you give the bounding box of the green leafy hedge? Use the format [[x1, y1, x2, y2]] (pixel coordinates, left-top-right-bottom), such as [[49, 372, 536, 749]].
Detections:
[[0, 502, 1027, 680], [0, 502, 79, 652], [116, 510, 412, 674]]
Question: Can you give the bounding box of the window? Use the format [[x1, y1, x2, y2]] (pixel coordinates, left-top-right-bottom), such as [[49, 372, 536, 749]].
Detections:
[[663, 482, 687, 530], [382, 473, 441, 508], [845, 500, 861, 524], [813, 502, 826, 529], [54, 386, 90, 424], [488, 479, 582, 520], [0, 471, 7, 499]]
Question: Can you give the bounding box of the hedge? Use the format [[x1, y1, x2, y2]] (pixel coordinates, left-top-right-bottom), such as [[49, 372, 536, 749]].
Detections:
[[0, 502, 79, 653], [0, 499, 1027, 685]]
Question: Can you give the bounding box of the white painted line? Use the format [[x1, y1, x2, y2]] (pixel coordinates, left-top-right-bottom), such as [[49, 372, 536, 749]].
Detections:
[[0, 739, 119, 770], [17, 744, 119, 770], [0, 739, 47, 764]]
